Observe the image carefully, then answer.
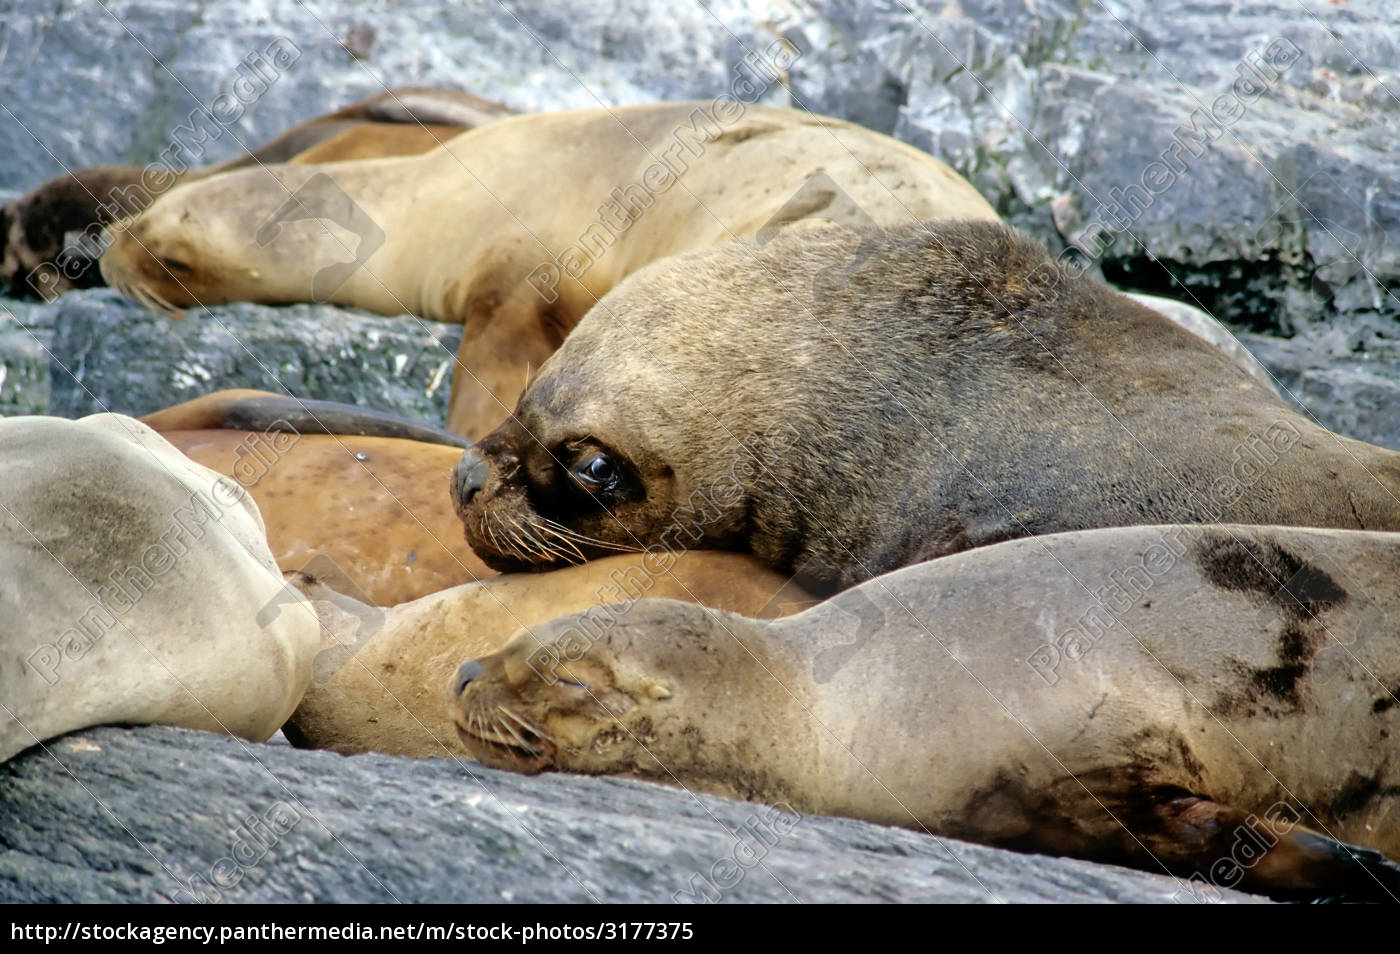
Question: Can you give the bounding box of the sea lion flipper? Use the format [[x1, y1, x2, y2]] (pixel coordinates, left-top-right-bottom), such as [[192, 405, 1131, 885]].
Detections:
[[1154, 794, 1400, 901], [360, 87, 517, 129], [141, 389, 469, 447], [223, 396, 471, 448]]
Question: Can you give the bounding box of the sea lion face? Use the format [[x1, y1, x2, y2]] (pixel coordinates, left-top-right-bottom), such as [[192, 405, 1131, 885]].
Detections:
[[99, 166, 322, 315], [99, 209, 229, 314], [450, 399, 683, 574], [4, 167, 175, 300], [0, 188, 98, 299], [450, 245, 807, 575], [450, 606, 705, 776], [449, 323, 776, 574]]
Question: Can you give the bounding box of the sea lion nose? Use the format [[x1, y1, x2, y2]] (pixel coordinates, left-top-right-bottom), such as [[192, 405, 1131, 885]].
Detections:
[[454, 659, 484, 697], [453, 448, 490, 508]]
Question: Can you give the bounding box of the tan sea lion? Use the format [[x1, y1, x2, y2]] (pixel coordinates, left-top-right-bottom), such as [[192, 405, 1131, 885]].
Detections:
[[453, 523, 1400, 901], [96, 101, 999, 436], [0, 413, 320, 763], [285, 550, 813, 758], [451, 220, 1400, 594], [142, 390, 488, 605], [3, 87, 511, 300]]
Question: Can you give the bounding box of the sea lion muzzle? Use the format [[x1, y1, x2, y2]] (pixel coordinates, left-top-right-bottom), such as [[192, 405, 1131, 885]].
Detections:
[[453, 659, 484, 697], [453, 448, 490, 509]]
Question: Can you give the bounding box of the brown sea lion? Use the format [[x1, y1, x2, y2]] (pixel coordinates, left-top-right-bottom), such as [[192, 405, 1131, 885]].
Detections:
[[96, 101, 999, 436], [2, 87, 512, 300], [451, 220, 1400, 594], [453, 523, 1400, 901], [286, 550, 813, 758], [143, 390, 487, 605], [0, 413, 320, 763]]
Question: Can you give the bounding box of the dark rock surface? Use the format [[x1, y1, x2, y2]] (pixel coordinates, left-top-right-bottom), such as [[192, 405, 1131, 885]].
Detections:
[[0, 726, 1267, 904], [41, 291, 461, 422]]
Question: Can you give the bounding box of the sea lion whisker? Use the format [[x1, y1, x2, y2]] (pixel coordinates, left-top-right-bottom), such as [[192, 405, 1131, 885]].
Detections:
[[136, 283, 178, 318], [143, 283, 179, 315], [503, 513, 547, 563], [539, 518, 641, 554], [494, 706, 541, 755], [497, 705, 555, 744], [508, 513, 554, 561], [483, 516, 506, 558], [519, 517, 574, 566], [496, 514, 530, 562], [530, 521, 587, 563]]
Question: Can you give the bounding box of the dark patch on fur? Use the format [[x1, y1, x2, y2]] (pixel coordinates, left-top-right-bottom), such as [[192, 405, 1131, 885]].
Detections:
[[1329, 773, 1382, 820], [536, 300, 577, 350], [1373, 687, 1400, 714], [1251, 622, 1312, 705], [1195, 532, 1347, 712], [1193, 533, 1346, 608]]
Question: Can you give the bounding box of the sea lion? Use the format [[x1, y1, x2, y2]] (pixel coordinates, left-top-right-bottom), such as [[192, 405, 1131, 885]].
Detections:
[[286, 550, 813, 758], [142, 390, 488, 605], [2, 87, 511, 300], [453, 522, 1400, 900], [96, 101, 999, 436], [0, 413, 320, 763], [1122, 292, 1275, 390], [451, 220, 1400, 594]]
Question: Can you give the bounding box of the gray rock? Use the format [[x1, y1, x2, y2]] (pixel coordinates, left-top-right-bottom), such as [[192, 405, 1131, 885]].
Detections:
[[1241, 329, 1400, 450], [43, 290, 461, 423], [0, 0, 787, 192], [787, 0, 1399, 397], [0, 725, 1268, 904], [0, 299, 56, 416]]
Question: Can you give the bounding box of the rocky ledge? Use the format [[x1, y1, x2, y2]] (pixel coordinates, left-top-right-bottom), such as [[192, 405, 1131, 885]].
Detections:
[[0, 726, 1265, 904]]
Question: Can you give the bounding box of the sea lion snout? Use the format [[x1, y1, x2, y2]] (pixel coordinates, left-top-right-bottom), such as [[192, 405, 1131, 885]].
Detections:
[[453, 659, 484, 697], [452, 447, 490, 510]]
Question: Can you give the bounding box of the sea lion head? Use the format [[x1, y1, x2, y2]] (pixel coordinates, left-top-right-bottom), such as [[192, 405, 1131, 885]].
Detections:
[[450, 232, 847, 582], [99, 198, 240, 315], [449, 600, 735, 778], [100, 165, 350, 315]]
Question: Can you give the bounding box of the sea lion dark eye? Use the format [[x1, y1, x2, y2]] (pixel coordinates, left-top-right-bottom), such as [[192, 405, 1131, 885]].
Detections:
[[574, 454, 617, 489]]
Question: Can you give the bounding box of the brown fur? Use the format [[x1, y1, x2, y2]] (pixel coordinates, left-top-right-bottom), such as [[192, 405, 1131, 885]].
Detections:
[[452, 220, 1400, 594], [454, 523, 1400, 900], [2, 87, 509, 299], [96, 102, 997, 437], [144, 390, 488, 605], [288, 551, 813, 758]]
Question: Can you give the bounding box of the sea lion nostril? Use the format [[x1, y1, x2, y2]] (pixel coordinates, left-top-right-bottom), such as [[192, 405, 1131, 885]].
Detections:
[[454, 659, 484, 697], [454, 449, 490, 507]]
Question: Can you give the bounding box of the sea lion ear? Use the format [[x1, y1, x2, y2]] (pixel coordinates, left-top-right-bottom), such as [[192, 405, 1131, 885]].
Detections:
[[646, 683, 672, 701]]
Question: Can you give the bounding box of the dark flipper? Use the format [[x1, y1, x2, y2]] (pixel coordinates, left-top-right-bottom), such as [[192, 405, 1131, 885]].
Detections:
[[220, 396, 471, 448], [358, 87, 518, 128], [1151, 795, 1400, 902]]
